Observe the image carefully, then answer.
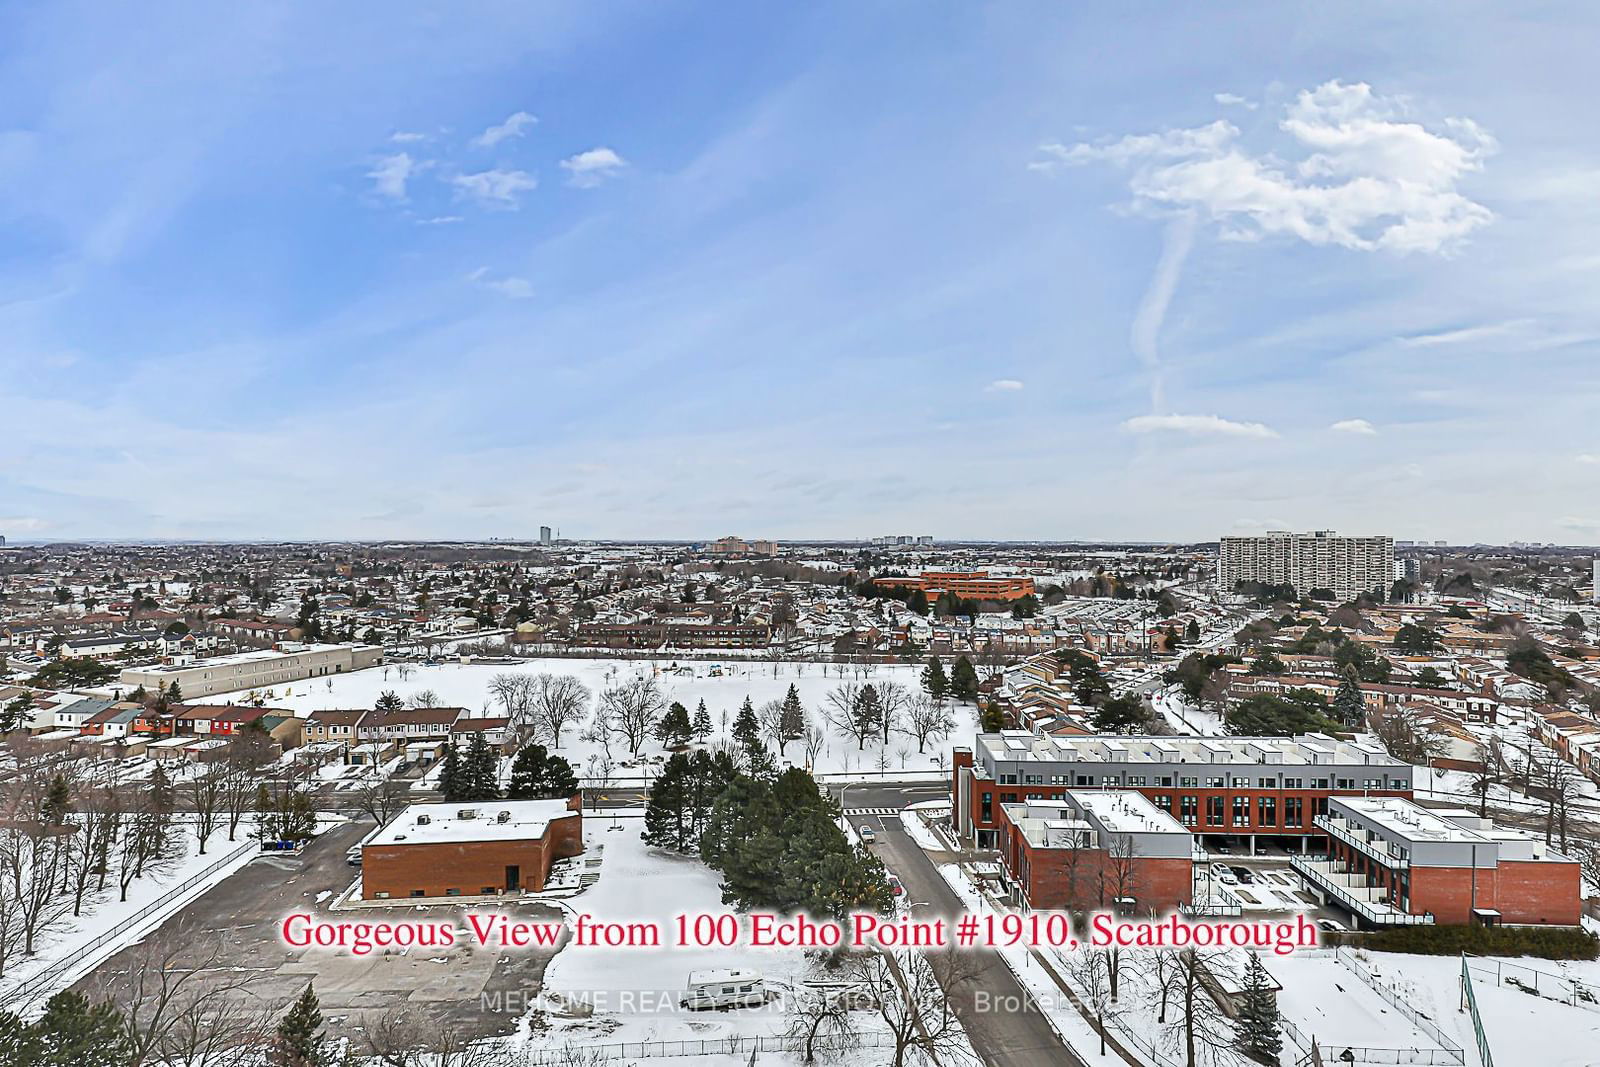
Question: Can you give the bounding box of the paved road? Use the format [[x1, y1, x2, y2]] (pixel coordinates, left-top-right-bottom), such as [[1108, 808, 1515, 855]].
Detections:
[[826, 782, 1085, 1067]]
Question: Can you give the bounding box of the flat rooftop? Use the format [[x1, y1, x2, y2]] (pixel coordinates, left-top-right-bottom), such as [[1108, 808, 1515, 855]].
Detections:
[[368, 799, 577, 848], [1335, 796, 1487, 842], [1071, 789, 1188, 834], [976, 731, 1403, 767]]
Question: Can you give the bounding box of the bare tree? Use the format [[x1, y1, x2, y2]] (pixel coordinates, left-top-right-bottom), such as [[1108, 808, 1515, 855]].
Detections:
[[186, 766, 224, 855], [1369, 706, 1447, 765], [89, 927, 265, 1067], [845, 947, 980, 1067], [757, 699, 787, 754], [1470, 736, 1505, 818], [406, 688, 443, 709], [1066, 947, 1116, 1056], [353, 776, 410, 827], [801, 722, 828, 767], [1162, 948, 1236, 1067], [874, 680, 913, 745], [532, 674, 591, 749], [598, 675, 665, 757], [902, 694, 955, 754], [823, 682, 865, 744], [785, 982, 862, 1063], [488, 673, 536, 728]]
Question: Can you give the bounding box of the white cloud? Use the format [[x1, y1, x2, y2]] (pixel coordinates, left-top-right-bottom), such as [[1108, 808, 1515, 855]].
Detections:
[[1330, 418, 1378, 435], [1121, 413, 1279, 439], [390, 131, 427, 144], [451, 168, 537, 208], [367, 153, 425, 201], [417, 215, 463, 226], [1036, 80, 1496, 254], [1577, 454, 1600, 465], [472, 111, 537, 149], [984, 378, 1024, 392], [560, 147, 628, 188], [1398, 319, 1530, 347], [1214, 92, 1257, 110], [0, 516, 48, 533], [467, 267, 533, 299]]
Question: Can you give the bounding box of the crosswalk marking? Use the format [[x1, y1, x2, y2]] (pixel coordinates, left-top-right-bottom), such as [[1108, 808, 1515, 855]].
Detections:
[[844, 807, 900, 817]]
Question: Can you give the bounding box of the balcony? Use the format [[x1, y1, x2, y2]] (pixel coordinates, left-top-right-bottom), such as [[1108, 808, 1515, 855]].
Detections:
[[1290, 854, 1434, 927], [1314, 813, 1410, 871]]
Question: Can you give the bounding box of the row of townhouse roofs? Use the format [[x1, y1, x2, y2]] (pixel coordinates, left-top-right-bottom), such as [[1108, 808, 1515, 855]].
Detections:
[[2, 686, 512, 760], [951, 733, 1581, 927]]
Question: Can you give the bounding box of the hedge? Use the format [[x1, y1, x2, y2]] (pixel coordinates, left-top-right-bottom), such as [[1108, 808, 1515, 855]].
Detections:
[[1326, 924, 1599, 961]]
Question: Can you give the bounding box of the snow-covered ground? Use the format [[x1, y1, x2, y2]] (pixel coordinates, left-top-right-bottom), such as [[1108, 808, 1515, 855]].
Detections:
[[271, 658, 972, 779], [0, 823, 260, 1011]]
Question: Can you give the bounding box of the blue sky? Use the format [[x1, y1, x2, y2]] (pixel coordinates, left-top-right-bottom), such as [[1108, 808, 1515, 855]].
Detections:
[[3, 3, 1599, 544]]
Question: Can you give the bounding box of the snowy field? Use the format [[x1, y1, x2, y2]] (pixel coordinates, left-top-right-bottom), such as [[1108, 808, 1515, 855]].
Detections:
[[271, 658, 973, 779]]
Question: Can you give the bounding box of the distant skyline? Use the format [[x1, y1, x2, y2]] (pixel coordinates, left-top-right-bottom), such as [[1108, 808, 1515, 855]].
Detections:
[[3, 5, 1599, 543]]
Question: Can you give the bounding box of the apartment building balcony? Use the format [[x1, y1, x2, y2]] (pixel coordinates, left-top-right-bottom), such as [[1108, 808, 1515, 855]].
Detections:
[[1314, 813, 1409, 871], [1290, 854, 1433, 927]]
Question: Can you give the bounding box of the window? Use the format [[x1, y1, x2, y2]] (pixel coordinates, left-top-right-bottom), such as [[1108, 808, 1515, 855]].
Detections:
[[1160, 776, 1173, 787], [1257, 797, 1277, 826], [981, 792, 993, 823], [1284, 777, 1302, 789], [1284, 797, 1303, 828], [1206, 776, 1224, 787], [1024, 774, 1042, 785], [1258, 777, 1276, 789], [1128, 775, 1147, 786], [1153, 794, 1172, 812], [1232, 776, 1250, 788], [1181, 776, 1198, 787], [1336, 778, 1353, 790], [1182, 796, 1200, 826], [1076, 775, 1091, 787], [1232, 796, 1250, 827], [1206, 797, 1224, 826], [1001, 792, 1018, 804]]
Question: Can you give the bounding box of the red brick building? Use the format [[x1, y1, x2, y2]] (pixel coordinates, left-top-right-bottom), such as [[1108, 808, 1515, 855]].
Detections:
[[873, 571, 1035, 603], [361, 798, 583, 900], [1292, 796, 1581, 927], [953, 732, 1414, 853], [997, 793, 1194, 913]]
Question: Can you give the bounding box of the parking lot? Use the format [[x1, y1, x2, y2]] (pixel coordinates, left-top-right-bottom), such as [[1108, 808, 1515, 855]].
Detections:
[[77, 820, 567, 1041]]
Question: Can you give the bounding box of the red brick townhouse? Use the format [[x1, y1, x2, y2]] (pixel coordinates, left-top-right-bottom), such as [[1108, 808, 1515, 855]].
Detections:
[[1292, 796, 1581, 927], [997, 792, 1195, 913], [953, 732, 1413, 853]]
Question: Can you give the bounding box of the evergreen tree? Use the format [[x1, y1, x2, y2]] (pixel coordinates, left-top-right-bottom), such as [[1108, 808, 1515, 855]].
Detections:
[[273, 982, 326, 1067], [1332, 670, 1365, 728], [907, 588, 930, 616], [374, 690, 404, 714], [732, 697, 760, 750], [1235, 953, 1283, 1063], [851, 685, 883, 749], [29, 992, 130, 1067], [654, 701, 694, 749], [463, 731, 500, 800], [437, 742, 464, 802], [921, 656, 949, 702], [506, 744, 579, 800], [979, 701, 1006, 732], [166, 679, 184, 705], [1092, 695, 1147, 734], [950, 656, 980, 701], [1185, 618, 1201, 643], [779, 684, 806, 740], [691, 699, 713, 742]]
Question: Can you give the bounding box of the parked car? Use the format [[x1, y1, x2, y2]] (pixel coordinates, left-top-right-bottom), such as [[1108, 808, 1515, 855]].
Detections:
[[858, 826, 877, 844], [887, 874, 904, 897], [1230, 866, 1254, 884], [1217, 871, 1239, 886], [346, 846, 363, 867], [1316, 917, 1347, 933]]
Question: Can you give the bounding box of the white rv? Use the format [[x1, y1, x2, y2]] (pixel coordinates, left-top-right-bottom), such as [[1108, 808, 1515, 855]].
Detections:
[[681, 969, 768, 1010]]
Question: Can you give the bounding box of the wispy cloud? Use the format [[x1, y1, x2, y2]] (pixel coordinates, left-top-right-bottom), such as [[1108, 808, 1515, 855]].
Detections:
[[1214, 92, 1258, 110], [1577, 454, 1600, 465], [472, 110, 537, 149], [560, 147, 628, 187], [1121, 413, 1279, 439], [984, 378, 1024, 392], [390, 131, 427, 144], [1398, 319, 1530, 347], [1330, 418, 1378, 435], [467, 267, 534, 299], [1129, 212, 1196, 411], [367, 153, 426, 201], [417, 215, 463, 226], [1036, 80, 1496, 254], [451, 168, 537, 208]]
